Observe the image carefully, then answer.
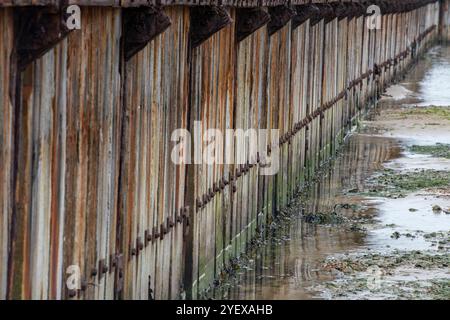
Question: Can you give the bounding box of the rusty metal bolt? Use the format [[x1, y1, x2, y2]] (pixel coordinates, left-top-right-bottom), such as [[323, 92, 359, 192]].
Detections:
[[183, 206, 189, 219], [153, 227, 160, 240], [80, 279, 87, 291], [91, 268, 98, 277], [196, 198, 203, 210], [109, 255, 115, 268], [130, 248, 137, 256], [168, 217, 174, 228], [68, 289, 77, 298], [137, 237, 144, 251], [146, 230, 153, 241], [184, 215, 190, 227], [160, 223, 167, 236], [110, 255, 116, 268]]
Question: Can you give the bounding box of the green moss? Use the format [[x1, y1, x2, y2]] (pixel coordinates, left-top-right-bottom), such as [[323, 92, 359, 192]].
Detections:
[[409, 143, 450, 159], [302, 211, 347, 225], [404, 106, 450, 120], [323, 251, 450, 274], [364, 169, 450, 198], [429, 280, 450, 300]]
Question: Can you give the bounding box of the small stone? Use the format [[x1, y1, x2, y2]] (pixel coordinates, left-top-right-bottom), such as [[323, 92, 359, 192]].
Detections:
[[391, 231, 401, 239], [432, 205, 442, 213], [409, 208, 418, 212]]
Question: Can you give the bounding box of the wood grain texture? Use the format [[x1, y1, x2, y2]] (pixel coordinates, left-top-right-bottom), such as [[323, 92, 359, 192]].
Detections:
[[0, 2, 442, 299], [0, 7, 14, 300]]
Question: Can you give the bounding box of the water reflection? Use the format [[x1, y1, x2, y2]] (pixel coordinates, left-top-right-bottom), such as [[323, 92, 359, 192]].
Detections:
[[215, 134, 401, 300], [399, 46, 450, 106], [418, 46, 450, 106]]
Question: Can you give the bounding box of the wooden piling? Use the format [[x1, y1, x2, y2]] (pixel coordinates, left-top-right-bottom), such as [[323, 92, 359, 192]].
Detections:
[[0, 0, 445, 300]]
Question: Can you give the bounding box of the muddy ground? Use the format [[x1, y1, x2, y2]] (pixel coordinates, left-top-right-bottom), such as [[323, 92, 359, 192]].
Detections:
[[313, 104, 450, 300], [213, 46, 450, 300]]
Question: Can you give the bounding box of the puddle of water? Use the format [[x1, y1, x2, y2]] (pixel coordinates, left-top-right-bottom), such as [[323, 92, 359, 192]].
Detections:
[[383, 46, 450, 106], [380, 125, 450, 146], [387, 153, 450, 171], [214, 134, 402, 300], [368, 193, 450, 251], [214, 221, 365, 300], [416, 46, 450, 106], [382, 85, 417, 100], [215, 46, 450, 300]]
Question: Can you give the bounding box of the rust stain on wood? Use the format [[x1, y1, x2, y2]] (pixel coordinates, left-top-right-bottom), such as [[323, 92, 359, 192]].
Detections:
[[0, 1, 442, 299]]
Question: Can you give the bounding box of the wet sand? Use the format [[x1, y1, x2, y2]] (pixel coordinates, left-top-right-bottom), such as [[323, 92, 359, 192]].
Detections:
[[214, 45, 450, 300]]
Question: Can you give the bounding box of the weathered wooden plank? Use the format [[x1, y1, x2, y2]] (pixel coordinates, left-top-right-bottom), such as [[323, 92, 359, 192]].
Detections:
[[187, 8, 236, 298], [119, 6, 190, 299], [0, 7, 14, 300]]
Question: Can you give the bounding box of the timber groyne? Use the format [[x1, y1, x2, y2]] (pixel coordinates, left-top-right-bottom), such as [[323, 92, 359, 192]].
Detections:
[[0, 0, 447, 300]]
